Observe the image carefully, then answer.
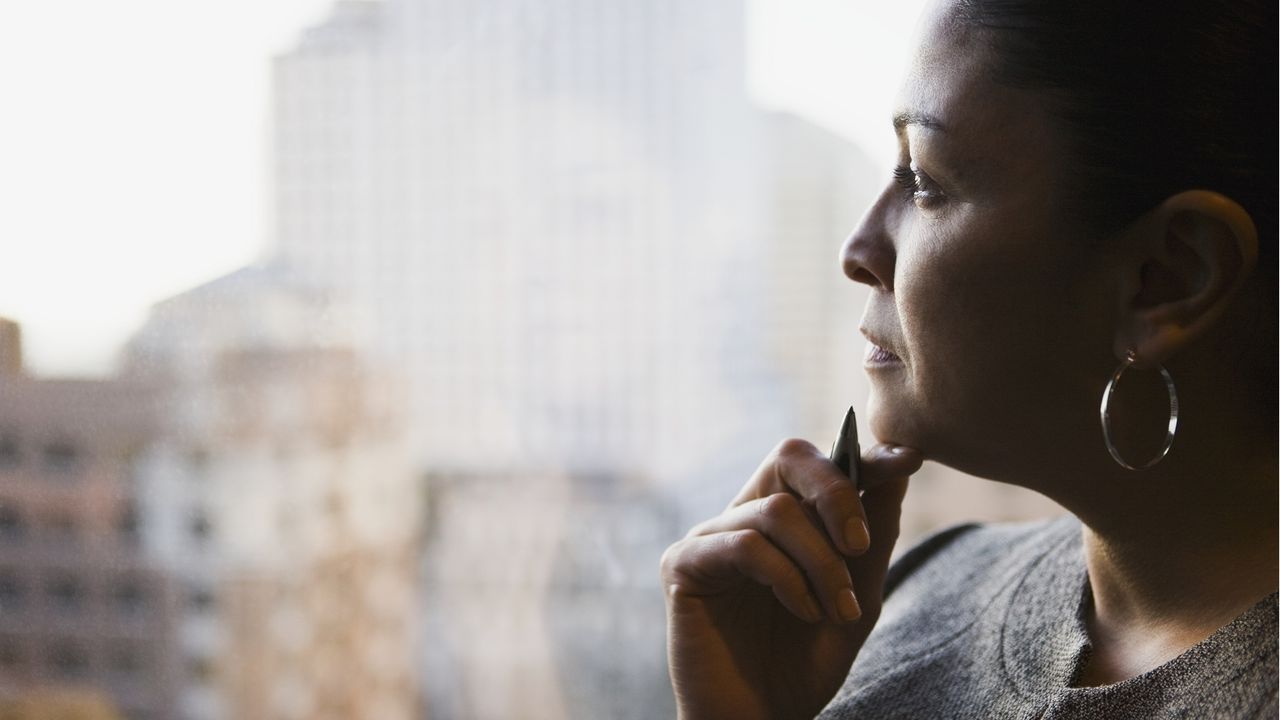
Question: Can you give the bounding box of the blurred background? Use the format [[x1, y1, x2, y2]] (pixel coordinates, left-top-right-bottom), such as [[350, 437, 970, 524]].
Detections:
[[0, 1, 1063, 718]]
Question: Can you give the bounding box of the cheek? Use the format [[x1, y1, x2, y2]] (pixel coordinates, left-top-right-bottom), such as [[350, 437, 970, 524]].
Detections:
[[890, 220, 1089, 445]]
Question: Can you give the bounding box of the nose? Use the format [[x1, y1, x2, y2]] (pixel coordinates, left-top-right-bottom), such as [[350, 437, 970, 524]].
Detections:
[[840, 188, 898, 291]]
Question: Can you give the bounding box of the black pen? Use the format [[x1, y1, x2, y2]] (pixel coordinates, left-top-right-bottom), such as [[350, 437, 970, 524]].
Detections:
[[828, 406, 862, 489]]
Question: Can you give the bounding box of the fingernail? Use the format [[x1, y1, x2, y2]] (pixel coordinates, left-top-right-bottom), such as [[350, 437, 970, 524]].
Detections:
[[844, 516, 870, 554], [837, 589, 862, 622]]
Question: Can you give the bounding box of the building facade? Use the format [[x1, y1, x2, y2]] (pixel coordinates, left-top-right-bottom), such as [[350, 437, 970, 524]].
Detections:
[[268, 0, 825, 486], [0, 319, 179, 720], [124, 269, 424, 720]]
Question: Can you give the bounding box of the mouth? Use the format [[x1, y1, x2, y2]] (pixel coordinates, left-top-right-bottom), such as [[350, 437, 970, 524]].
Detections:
[[860, 328, 904, 368]]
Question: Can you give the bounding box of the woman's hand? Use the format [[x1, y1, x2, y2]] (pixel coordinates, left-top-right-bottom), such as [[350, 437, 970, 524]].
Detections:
[[660, 439, 923, 720]]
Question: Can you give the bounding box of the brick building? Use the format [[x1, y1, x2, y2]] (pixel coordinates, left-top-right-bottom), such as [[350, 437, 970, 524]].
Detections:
[[0, 318, 178, 720]]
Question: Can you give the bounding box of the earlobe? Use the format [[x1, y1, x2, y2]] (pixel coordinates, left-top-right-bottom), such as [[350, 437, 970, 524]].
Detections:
[[1113, 190, 1258, 366]]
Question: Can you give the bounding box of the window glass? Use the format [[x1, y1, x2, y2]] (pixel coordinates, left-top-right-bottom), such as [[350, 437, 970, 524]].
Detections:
[[0, 2, 1065, 718], [0, 433, 19, 469], [0, 507, 24, 542]]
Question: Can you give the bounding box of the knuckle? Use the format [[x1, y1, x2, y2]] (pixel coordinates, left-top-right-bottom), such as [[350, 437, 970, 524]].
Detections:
[[814, 477, 857, 508], [658, 540, 685, 576], [756, 493, 800, 523], [774, 437, 818, 460], [723, 528, 764, 557]]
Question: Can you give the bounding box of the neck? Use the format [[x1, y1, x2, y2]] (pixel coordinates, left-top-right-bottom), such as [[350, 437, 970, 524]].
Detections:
[[1065, 421, 1277, 672], [1081, 487, 1276, 629]]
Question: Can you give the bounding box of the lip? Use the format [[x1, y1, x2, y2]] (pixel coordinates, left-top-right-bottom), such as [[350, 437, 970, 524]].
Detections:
[[859, 327, 904, 367]]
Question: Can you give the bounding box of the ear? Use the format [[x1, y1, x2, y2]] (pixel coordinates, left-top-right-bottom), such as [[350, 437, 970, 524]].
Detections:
[[1113, 190, 1258, 366]]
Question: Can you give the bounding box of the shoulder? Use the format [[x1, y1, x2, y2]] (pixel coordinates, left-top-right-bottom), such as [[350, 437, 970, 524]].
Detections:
[[819, 516, 1082, 718], [884, 514, 1079, 600], [862, 514, 1080, 666]]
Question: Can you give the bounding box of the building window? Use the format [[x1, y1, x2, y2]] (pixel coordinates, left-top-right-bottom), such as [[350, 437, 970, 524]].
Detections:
[[49, 641, 90, 679], [43, 440, 81, 474], [108, 643, 145, 679], [117, 501, 141, 546], [0, 572, 25, 612], [189, 510, 213, 544], [188, 446, 210, 475], [114, 580, 147, 616], [0, 637, 21, 670], [46, 513, 79, 545], [0, 505, 24, 542], [0, 433, 19, 469], [47, 575, 85, 613], [189, 586, 216, 613], [187, 655, 216, 684]]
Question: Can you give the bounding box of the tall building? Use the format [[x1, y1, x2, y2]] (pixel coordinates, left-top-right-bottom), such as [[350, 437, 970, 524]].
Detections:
[[269, 0, 816, 487], [123, 267, 424, 720], [0, 319, 179, 720], [755, 112, 881, 444]]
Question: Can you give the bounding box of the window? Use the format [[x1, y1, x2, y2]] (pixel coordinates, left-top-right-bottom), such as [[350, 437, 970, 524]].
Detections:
[[189, 586, 216, 613], [118, 501, 140, 544], [188, 446, 210, 475], [0, 433, 18, 469], [187, 655, 216, 683], [189, 510, 213, 544], [109, 643, 146, 678], [45, 513, 79, 545], [114, 580, 147, 616], [46, 575, 85, 613], [0, 505, 23, 542], [0, 572, 24, 611], [0, 637, 21, 670], [43, 440, 80, 474], [48, 641, 90, 679], [0, 5, 1078, 720]]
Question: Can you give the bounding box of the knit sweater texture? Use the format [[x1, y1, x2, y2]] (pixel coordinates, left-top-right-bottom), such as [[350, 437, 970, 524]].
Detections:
[[818, 515, 1279, 719]]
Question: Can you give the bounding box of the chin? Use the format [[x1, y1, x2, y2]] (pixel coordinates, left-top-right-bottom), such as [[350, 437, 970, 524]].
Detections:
[[866, 391, 927, 450], [869, 392, 1026, 484], [867, 391, 969, 470]]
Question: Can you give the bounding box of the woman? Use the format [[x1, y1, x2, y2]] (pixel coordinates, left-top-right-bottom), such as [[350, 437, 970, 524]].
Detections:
[[660, 1, 1277, 718]]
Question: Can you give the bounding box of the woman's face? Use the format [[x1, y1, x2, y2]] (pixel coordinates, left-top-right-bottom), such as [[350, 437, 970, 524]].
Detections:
[[843, 2, 1118, 481]]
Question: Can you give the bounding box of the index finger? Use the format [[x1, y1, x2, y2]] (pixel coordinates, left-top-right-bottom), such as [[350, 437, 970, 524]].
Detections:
[[730, 440, 924, 556]]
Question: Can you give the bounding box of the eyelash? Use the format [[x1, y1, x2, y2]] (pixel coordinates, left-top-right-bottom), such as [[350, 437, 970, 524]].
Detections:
[[892, 165, 944, 208]]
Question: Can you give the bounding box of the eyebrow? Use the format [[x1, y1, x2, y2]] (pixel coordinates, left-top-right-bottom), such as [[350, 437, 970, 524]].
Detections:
[[892, 111, 946, 133]]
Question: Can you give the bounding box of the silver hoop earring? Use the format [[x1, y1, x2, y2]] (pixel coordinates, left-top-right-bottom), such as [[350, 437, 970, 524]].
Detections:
[[1099, 349, 1179, 471]]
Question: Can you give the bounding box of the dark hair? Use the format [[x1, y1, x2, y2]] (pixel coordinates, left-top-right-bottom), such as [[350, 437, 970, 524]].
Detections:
[[954, 1, 1277, 261], [954, 1, 1277, 403]]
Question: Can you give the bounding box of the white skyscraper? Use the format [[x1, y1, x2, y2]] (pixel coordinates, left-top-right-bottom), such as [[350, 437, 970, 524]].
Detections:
[[269, 0, 809, 488]]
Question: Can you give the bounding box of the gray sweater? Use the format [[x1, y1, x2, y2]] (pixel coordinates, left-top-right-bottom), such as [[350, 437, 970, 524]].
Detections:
[[818, 516, 1279, 719]]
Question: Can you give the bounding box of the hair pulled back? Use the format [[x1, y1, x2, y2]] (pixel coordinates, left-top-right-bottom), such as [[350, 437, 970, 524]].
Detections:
[[956, 0, 1277, 395], [956, 1, 1276, 253]]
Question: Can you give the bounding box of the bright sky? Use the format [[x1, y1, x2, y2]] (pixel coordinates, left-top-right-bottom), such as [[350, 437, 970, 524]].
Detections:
[[0, 0, 926, 377]]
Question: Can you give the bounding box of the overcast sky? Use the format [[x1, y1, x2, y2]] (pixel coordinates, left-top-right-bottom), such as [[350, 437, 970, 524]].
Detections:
[[0, 0, 926, 376]]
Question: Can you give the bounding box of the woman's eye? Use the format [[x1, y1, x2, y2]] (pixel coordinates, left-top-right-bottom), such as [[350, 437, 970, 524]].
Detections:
[[891, 165, 945, 209]]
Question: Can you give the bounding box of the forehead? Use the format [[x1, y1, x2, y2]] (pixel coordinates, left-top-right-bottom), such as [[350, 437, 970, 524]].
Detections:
[[894, 3, 1064, 177], [901, 2, 989, 113]]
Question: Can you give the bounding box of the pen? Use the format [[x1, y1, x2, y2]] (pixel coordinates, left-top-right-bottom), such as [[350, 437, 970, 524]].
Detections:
[[828, 406, 861, 489]]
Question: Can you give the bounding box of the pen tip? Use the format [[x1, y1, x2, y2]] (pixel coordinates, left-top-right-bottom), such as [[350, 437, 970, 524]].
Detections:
[[840, 406, 854, 435]]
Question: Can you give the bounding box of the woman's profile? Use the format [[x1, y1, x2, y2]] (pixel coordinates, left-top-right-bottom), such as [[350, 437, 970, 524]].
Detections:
[[660, 0, 1278, 717]]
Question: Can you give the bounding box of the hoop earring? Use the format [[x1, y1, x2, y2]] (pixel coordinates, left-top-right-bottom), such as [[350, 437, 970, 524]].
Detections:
[[1099, 349, 1179, 471]]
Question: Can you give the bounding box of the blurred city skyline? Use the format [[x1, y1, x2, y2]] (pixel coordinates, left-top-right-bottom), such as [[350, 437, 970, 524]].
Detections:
[[0, 0, 926, 378], [0, 3, 1066, 715]]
